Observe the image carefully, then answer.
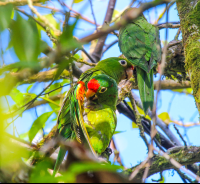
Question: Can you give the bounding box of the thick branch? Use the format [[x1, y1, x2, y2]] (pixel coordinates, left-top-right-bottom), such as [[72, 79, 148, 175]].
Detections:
[[91, 0, 116, 62], [79, 0, 172, 44], [0, 0, 40, 6], [126, 146, 200, 181], [176, 0, 200, 114]]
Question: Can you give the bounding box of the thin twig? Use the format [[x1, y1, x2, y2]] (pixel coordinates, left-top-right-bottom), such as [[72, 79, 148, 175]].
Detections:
[[16, 8, 58, 43], [91, 0, 117, 62], [110, 138, 125, 167], [27, 0, 61, 36], [157, 23, 180, 29], [5, 80, 55, 129], [129, 156, 149, 181], [174, 27, 181, 40], [102, 39, 118, 54], [173, 125, 187, 147], [42, 83, 71, 96], [74, 58, 96, 67], [129, 93, 149, 151], [110, 0, 137, 24], [175, 169, 190, 183], [81, 48, 96, 63], [88, 0, 98, 31], [143, 2, 170, 182], [154, 2, 175, 24]]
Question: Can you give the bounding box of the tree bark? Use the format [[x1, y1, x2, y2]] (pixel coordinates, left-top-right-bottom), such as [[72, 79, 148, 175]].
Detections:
[[176, 0, 200, 114]]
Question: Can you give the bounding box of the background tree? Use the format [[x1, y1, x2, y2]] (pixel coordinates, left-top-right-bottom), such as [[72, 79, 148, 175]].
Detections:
[[0, 0, 200, 183]]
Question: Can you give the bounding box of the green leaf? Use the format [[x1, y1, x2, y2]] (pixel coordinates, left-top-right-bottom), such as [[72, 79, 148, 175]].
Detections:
[[11, 13, 41, 62], [136, 105, 151, 121], [42, 14, 60, 30], [10, 88, 25, 106], [26, 84, 34, 93], [30, 159, 59, 183], [28, 111, 54, 142], [132, 122, 139, 129], [111, 9, 121, 22], [114, 131, 126, 135], [186, 88, 193, 94], [158, 112, 172, 125], [0, 4, 13, 31], [19, 131, 29, 140], [39, 14, 60, 37], [74, 0, 84, 3], [59, 18, 81, 52]]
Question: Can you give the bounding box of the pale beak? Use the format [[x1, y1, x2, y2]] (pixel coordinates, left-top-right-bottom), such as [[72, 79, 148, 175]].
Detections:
[[126, 67, 134, 80], [86, 89, 96, 99]]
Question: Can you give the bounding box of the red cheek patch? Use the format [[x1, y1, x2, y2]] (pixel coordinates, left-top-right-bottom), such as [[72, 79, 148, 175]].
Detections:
[[87, 79, 100, 93]]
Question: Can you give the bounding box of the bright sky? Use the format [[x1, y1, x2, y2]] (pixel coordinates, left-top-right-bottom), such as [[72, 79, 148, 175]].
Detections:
[[1, 0, 200, 183]]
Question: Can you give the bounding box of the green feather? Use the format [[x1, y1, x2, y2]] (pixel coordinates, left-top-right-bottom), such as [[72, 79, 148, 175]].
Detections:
[[119, 11, 161, 113], [137, 68, 154, 114]]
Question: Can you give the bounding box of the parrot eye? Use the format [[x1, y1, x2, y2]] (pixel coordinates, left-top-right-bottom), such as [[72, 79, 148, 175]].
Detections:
[[119, 60, 127, 66], [99, 87, 107, 93]]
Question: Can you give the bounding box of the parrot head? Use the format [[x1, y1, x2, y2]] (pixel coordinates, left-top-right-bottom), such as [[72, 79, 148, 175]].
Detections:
[[86, 74, 118, 108], [95, 57, 134, 84]]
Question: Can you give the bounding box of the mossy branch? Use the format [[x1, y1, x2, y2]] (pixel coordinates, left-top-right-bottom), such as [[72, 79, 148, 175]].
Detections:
[[125, 146, 200, 181], [177, 0, 200, 114]]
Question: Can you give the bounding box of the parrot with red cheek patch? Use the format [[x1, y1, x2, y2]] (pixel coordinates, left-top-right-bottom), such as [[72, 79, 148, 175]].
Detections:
[[53, 57, 133, 175], [53, 74, 118, 175]]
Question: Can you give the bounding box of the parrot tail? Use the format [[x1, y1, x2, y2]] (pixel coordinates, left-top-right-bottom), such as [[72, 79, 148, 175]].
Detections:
[[53, 146, 67, 177], [136, 67, 154, 114]]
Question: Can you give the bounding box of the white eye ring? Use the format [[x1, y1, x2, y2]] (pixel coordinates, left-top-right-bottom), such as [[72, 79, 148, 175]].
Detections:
[[119, 60, 127, 66], [99, 87, 107, 93]]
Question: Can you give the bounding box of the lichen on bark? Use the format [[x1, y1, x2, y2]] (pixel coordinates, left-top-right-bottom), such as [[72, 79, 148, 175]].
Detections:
[[176, 0, 200, 115]]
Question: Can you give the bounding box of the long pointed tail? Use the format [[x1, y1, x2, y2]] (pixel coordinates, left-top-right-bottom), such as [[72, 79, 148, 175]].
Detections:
[[136, 67, 154, 114], [53, 146, 67, 177]]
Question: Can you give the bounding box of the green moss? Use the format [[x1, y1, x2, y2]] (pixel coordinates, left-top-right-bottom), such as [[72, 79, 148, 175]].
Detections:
[[177, 1, 200, 113]]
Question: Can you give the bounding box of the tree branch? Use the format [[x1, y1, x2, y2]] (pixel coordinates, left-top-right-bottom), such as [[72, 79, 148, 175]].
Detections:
[[91, 0, 116, 62], [126, 146, 200, 181], [0, 0, 40, 6]]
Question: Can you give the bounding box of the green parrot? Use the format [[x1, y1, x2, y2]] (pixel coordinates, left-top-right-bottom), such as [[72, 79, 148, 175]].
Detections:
[[53, 57, 134, 175], [119, 9, 162, 114]]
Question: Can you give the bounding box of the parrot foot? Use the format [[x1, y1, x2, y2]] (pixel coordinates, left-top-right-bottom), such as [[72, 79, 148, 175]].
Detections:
[[99, 148, 112, 162]]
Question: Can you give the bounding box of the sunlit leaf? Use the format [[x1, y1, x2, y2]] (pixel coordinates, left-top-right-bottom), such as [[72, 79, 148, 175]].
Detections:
[[10, 88, 25, 106], [186, 88, 193, 94], [26, 84, 34, 93], [0, 4, 13, 31], [29, 111, 54, 142], [158, 112, 172, 125], [136, 105, 151, 121], [160, 176, 165, 183], [19, 131, 29, 140], [74, 0, 84, 3], [111, 9, 121, 22], [132, 122, 139, 129]]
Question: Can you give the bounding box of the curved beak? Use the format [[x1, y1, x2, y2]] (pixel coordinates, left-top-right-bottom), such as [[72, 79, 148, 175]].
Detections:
[[126, 66, 134, 80], [86, 89, 96, 99]]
